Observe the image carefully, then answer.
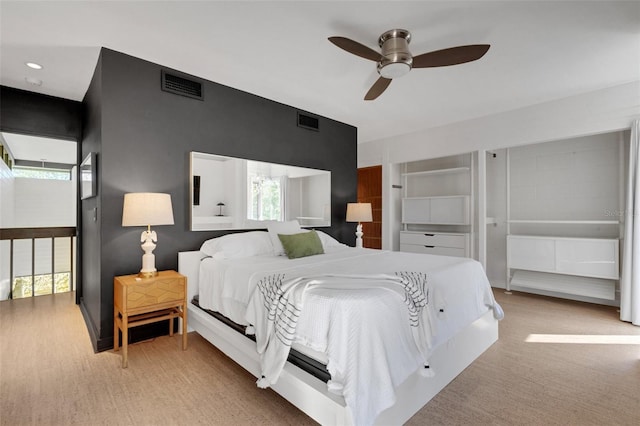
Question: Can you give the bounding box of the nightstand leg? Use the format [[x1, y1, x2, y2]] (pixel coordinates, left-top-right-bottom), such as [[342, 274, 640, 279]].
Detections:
[[122, 314, 128, 368], [114, 308, 119, 352], [182, 306, 187, 350]]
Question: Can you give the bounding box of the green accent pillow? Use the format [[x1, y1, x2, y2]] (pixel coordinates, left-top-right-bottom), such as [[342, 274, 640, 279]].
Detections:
[[278, 230, 325, 259]]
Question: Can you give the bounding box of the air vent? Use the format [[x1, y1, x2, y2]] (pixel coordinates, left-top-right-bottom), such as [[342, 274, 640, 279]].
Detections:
[[297, 112, 319, 131], [161, 70, 203, 100]]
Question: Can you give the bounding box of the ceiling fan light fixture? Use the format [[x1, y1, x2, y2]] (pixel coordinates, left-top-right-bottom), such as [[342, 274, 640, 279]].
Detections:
[[378, 62, 411, 79], [377, 28, 413, 79]]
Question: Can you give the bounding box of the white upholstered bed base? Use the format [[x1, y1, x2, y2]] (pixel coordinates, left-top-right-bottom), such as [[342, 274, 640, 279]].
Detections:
[[178, 250, 499, 425]]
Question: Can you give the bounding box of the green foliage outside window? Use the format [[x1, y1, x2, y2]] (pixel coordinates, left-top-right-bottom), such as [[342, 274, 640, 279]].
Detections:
[[249, 176, 282, 221], [12, 272, 73, 299]]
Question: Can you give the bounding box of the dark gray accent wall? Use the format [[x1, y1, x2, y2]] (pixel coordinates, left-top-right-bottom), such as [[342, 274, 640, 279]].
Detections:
[[80, 54, 103, 348], [0, 86, 82, 141], [82, 48, 357, 352]]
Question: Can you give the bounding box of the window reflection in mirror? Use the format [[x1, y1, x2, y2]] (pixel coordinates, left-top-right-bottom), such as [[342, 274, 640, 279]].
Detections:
[[248, 163, 284, 221], [190, 151, 331, 231]]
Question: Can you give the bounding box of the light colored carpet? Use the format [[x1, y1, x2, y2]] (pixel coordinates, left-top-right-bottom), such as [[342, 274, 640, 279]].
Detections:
[[1, 290, 639, 425], [408, 291, 640, 426]]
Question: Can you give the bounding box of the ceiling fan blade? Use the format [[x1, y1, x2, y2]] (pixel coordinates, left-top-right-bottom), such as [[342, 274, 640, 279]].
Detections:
[[328, 36, 382, 62], [412, 44, 490, 68], [364, 77, 392, 101]]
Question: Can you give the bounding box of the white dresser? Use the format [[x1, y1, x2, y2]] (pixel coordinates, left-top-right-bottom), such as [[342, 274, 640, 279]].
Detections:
[[400, 231, 470, 258], [507, 235, 619, 300], [400, 158, 474, 259]]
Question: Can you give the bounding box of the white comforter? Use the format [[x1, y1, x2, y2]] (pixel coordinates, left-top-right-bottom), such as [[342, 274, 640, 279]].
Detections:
[[198, 247, 503, 425]]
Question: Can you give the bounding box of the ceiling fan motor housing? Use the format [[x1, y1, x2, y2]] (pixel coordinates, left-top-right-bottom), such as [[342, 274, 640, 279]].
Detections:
[[377, 29, 413, 78]]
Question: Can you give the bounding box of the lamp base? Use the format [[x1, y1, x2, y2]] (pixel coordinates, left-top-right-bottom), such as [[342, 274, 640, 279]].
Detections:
[[355, 223, 364, 248], [140, 230, 158, 279]]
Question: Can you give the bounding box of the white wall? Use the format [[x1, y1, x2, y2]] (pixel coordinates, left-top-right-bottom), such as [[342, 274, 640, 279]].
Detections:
[[359, 81, 639, 168], [12, 177, 76, 227], [509, 133, 621, 224]]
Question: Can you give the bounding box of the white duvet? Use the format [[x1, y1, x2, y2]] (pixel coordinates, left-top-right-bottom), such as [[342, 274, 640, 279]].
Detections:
[[197, 247, 503, 425]]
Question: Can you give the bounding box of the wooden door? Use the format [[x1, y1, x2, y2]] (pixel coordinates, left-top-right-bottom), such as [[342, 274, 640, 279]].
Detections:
[[358, 166, 382, 249]]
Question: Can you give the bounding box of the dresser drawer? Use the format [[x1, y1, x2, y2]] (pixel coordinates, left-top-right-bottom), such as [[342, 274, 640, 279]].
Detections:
[[400, 244, 466, 257], [400, 232, 466, 248]]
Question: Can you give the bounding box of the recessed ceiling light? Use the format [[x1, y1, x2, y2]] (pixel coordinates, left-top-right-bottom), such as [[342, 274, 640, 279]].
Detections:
[[25, 62, 43, 70], [25, 77, 43, 86]]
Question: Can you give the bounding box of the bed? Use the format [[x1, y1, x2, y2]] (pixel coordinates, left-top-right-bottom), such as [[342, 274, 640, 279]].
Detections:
[[178, 225, 502, 425]]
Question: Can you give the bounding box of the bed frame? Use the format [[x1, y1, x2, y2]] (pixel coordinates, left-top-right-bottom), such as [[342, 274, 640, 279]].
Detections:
[[178, 250, 499, 425]]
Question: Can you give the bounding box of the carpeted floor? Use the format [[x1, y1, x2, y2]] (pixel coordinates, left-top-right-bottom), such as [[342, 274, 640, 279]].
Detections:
[[1, 290, 638, 425]]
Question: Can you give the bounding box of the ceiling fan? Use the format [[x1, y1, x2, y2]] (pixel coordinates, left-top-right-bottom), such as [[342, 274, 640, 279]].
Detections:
[[328, 29, 490, 100]]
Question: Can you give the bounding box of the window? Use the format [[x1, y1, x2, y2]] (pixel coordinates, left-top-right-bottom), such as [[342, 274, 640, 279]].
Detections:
[[248, 174, 283, 221], [12, 166, 70, 180]]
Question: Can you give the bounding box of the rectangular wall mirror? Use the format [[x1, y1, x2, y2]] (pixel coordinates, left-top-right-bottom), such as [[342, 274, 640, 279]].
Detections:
[[190, 151, 331, 231]]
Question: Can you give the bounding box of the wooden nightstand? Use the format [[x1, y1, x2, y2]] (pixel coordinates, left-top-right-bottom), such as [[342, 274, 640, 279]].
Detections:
[[113, 270, 187, 368]]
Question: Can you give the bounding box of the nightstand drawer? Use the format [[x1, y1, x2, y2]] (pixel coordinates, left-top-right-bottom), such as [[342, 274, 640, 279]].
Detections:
[[126, 278, 185, 309], [114, 270, 186, 312]]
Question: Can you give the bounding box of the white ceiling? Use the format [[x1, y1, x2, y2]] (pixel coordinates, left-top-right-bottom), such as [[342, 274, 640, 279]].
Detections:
[[1, 132, 77, 165], [1, 0, 638, 159]]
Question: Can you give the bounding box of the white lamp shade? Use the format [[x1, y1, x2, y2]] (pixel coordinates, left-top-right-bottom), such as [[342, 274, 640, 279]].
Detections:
[[122, 192, 175, 227], [346, 203, 373, 223]]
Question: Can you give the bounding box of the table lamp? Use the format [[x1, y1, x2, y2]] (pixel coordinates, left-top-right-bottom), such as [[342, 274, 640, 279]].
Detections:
[[122, 192, 174, 277], [346, 202, 373, 248]]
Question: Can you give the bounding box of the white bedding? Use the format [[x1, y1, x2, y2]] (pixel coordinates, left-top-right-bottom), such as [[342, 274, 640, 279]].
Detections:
[[197, 246, 503, 425]]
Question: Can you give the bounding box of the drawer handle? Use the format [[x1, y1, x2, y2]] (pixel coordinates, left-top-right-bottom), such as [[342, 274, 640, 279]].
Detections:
[[424, 245, 435, 248], [423, 233, 435, 237]]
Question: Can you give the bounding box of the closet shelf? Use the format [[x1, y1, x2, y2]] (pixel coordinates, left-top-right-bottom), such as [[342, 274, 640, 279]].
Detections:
[[402, 166, 470, 177]]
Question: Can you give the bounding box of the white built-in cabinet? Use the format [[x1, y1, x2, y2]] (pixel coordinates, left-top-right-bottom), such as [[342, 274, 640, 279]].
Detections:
[[401, 196, 469, 225], [400, 157, 473, 258], [401, 231, 470, 257], [507, 235, 619, 300], [389, 131, 625, 306], [504, 133, 624, 302]]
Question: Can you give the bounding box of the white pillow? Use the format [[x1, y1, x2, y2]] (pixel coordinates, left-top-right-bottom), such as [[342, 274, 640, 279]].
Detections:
[[315, 230, 347, 249], [267, 220, 303, 255], [200, 231, 273, 259]]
